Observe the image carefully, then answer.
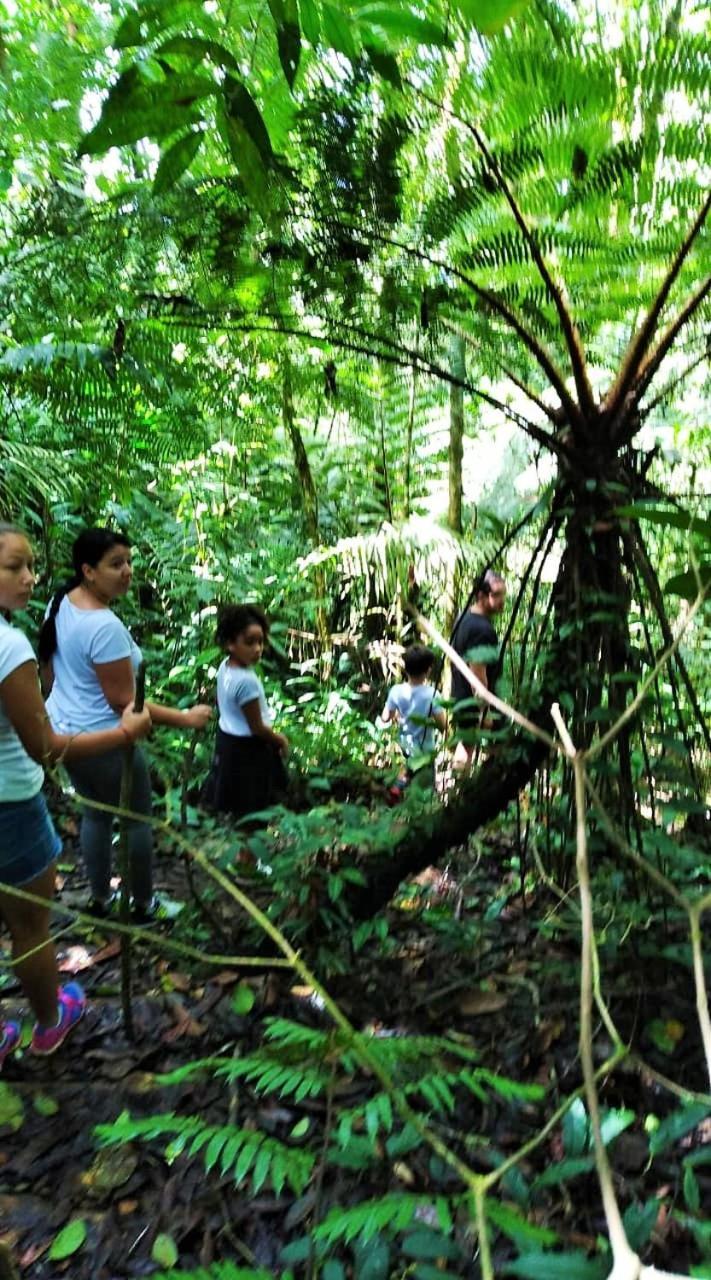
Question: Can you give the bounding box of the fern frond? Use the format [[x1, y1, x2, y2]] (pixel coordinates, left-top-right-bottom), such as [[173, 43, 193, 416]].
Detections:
[[314, 1192, 453, 1245], [95, 1111, 315, 1195], [153, 1265, 274, 1280]]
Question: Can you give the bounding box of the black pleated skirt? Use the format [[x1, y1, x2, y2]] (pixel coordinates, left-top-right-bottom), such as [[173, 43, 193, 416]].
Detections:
[[206, 728, 288, 822]]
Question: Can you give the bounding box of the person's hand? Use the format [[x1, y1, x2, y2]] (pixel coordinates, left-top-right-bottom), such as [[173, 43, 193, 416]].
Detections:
[[275, 732, 290, 758], [184, 704, 213, 730], [121, 704, 152, 741]]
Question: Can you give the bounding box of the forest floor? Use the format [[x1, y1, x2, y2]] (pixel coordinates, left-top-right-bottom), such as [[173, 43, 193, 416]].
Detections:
[[0, 800, 709, 1280]]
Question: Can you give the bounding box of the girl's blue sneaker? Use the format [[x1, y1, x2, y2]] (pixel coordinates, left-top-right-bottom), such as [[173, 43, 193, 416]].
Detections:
[[31, 982, 86, 1057], [0, 1020, 20, 1070]]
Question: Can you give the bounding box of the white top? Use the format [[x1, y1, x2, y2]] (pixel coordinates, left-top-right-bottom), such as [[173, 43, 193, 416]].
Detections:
[[46, 596, 142, 733], [217, 659, 272, 737], [0, 616, 44, 801], [384, 681, 440, 757]]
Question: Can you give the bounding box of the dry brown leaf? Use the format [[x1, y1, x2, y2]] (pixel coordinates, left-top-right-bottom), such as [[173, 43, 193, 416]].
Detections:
[[458, 988, 508, 1015]]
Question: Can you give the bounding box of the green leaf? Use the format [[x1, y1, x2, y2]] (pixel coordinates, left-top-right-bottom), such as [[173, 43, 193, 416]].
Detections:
[[322, 2, 360, 60], [599, 1107, 635, 1147], [451, 0, 527, 33], [357, 6, 449, 45], [683, 1164, 701, 1214], [300, 0, 321, 43], [276, 19, 301, 88], [364, 46, 403, 89], [231, 982, 257, 1015], [156, 35, 240, 70], [485, 1199, 558, 1247], [151, 1233, 179, 1267], [412, 1269, 463, 1280], [114, 0, 204, 49], [78, 60, 217, 156], [49, 1219, 87, 1261], [623, 1200, 659, 1251], [562, 1097, 589, 1156], [358, 5, 448, 45], [224, 77, 274, 163], [352, 1235, 390, 1280], [616, 503, 711, 541], [401, 1228, 461, 1260], [33, 1094, 59, 1118], [323, 1262, 347, 1280], [664, 565, 711, 601], [648, 1103, 711, 1155], [280, 1235, 313, 1264], [532, 1156, 595, 1189], [153, 129, 204, 194], [0, 1082, 24, 1132], [502, 1251, 608, 1279]]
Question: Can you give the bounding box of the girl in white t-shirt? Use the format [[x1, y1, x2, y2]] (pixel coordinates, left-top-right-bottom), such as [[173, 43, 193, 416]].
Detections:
[[208, 604, 289, 820], [0, 523, 151, 1069], [39, 528, 212, 920]]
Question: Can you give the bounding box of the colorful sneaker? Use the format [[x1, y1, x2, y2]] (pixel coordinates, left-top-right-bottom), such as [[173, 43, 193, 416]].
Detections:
[[31, 982, 86, 1056], [0, 1020, 20, 1070]]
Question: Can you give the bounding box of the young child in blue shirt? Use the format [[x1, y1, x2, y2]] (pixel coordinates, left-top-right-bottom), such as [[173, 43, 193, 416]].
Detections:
[[381, 645, 446, 795], [209, 603, 289, 821]]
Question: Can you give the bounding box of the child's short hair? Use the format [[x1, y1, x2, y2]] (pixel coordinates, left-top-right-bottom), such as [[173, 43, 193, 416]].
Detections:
[[216, 603, 269, 646], [403, 645, 435, 678]]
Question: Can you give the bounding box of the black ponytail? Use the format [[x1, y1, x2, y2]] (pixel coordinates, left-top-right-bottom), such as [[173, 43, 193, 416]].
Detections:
[[38, 527, 131, 663], [38, 578, 80, 662]]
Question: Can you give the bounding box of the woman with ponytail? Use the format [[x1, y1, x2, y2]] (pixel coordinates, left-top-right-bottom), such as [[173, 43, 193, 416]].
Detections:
[[0, 523, 151, 1069], [40, 528, 211, 921]]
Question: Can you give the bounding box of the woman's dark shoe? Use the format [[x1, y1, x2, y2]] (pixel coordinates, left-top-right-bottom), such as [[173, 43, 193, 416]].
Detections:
[[85, 893, 116, 919]]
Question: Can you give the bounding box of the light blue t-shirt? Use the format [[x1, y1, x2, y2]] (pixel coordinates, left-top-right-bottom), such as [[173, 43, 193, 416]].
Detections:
[[384, 681, 441, 758], [46, 596, 142, 733], [0, 616, 44, 801], [217, 660, 272, 737]]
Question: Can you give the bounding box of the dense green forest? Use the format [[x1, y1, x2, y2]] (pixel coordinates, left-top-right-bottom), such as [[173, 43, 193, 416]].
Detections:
[[0, 0, 709, 1277]]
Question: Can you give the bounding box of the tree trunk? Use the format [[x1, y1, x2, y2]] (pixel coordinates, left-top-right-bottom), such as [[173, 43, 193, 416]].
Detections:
[[282, 354, 329, 652], [448, 334, 465, 535]]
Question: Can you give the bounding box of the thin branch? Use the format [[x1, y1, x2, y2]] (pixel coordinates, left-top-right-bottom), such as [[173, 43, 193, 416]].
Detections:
[[586, 575, 709, 762], [310, 213, 584, 428], [586, 772, 711, 1091], [629, 529, 711, 759], [158, 310, 571, 457], [466, 122, 596, 419], [625, 275, 711, 421], [400, 79, 594, 417], [415, 611, 559, 752], [640, 346, 710, 419], [443, 314, 563, 427], [604, 192, 711, 421]]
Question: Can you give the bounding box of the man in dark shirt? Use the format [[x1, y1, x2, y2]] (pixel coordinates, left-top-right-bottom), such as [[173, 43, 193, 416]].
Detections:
[[451, 569, 506, 769]]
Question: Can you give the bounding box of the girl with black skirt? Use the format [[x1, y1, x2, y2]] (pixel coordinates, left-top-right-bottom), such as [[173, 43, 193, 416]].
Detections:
[[210, 604, 288, 821]]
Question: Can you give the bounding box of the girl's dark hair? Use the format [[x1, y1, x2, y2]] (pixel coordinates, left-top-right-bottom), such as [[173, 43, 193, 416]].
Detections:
[[38, 527, 131, 663], [403, 644, 435, 678], [216, 603, 269, 647]]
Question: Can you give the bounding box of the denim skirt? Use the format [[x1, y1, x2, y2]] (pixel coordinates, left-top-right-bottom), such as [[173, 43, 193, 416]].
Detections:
[[0, 792, 62, 888]]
